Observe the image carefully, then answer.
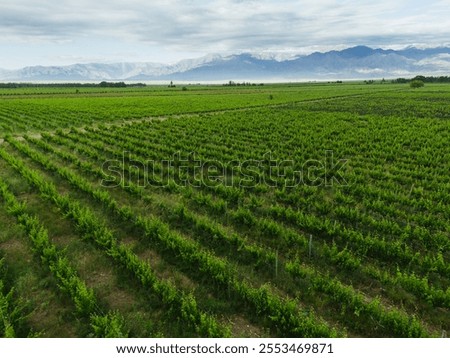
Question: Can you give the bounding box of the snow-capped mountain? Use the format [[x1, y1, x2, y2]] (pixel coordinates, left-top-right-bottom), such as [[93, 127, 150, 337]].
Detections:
[[1, 46, 450, 81]]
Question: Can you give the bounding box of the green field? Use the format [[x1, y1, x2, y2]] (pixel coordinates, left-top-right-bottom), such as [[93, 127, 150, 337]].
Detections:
[[0, 82, 449, 338]]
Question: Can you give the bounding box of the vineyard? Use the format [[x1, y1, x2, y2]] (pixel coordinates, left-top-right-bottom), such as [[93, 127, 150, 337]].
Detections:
[[0, 82, 449, 337]]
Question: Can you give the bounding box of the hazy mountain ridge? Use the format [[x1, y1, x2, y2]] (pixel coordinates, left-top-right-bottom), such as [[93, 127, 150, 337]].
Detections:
[[1, 46, 450, 81]]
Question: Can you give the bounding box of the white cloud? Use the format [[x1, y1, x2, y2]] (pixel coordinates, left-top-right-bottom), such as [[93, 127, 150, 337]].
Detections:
[[355, 68, 385, 74], [0, 0, 449, 68], [417, 54, 450, 71]]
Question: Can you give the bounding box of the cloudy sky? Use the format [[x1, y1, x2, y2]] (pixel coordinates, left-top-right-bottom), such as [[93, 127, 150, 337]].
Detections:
[[1, 0, 449, 69]]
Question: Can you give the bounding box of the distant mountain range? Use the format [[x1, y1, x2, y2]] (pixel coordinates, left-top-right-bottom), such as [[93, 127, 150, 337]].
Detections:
[[1, 46, 450, 81]]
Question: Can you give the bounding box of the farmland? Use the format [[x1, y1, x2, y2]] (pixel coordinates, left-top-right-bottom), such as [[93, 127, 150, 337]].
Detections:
[[0, 82, 449, 338]]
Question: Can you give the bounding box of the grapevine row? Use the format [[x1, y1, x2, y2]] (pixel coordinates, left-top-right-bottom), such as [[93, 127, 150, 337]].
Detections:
[[36, 132, 450, 308], [5, 136, 339, 337], [0, 176, 127, 337], [20, 136, 443, 335], [0, 146, 230, 338]]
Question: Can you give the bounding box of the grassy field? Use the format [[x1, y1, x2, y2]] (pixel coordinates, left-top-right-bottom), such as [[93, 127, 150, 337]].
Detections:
[[0, 82, 449, 338]]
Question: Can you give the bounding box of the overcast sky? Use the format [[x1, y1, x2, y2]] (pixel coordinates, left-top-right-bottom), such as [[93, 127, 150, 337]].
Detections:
[[1, 0, 449, 69]]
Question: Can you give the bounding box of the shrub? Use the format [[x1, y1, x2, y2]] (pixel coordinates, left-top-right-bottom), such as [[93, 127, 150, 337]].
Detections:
[[410, 80, 424, 88]]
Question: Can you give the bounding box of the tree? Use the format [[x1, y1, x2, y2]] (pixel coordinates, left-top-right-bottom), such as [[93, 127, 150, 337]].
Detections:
[[410, 80, 424, 88], [412, 75, 426, 82]]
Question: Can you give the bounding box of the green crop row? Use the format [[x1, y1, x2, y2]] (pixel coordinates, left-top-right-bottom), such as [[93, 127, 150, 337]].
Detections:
[[0, 145, 229, 338], [6, 136, 338, 337], [35, 130, 449, 310], [0, 176, 127, 338]]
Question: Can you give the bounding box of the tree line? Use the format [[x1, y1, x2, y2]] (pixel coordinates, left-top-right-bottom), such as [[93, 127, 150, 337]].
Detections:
[[0, 82, 147, 88], [392, 75, 450, 84]]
